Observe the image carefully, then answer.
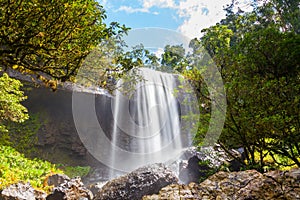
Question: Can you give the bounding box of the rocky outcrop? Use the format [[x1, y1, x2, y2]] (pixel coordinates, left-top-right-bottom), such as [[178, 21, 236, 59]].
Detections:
[[0, 176, 92, 200], [94, 163, 178, 200], [46, 174, 70, 187], [88, 182, 108, 197], [46, 177, 93, 200], [236, 169, 300, 200], [1, 168, 299, 200], [0, 182, 47, 200], [142, 183, 200, 200], [178, 155, 210, 184], [143, 168, 300, 200], [178, 145, 243, 184]]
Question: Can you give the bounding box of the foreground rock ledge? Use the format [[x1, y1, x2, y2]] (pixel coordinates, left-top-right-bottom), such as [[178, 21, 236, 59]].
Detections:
[[0, 182, 46, 200], [94, 163, 178, 200], [46, 177, 93, 200], [143, 168, 300, 200], [0, 176, 92, 200]]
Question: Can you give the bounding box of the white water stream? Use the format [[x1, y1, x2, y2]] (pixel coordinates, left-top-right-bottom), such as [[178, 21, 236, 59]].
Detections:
[[108, 68, 193, 178]]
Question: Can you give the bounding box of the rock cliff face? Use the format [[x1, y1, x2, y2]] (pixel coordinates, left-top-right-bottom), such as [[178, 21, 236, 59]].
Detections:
[[143, 168, 300, 200], [22, 84, 241, 184], [23, 85, 113, 168], [26, 85, 238, 184]]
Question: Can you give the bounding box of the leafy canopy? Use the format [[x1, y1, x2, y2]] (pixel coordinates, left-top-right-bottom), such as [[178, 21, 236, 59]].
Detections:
[[198, 0, 300, 171], [0, 0, 129, 83]]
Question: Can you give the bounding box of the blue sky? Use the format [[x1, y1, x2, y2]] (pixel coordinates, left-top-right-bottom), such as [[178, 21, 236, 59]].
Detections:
[[98, 0, 252, 39]]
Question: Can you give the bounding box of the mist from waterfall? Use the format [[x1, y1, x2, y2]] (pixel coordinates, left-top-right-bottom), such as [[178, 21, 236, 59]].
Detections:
[[108, 68, 194, 178]]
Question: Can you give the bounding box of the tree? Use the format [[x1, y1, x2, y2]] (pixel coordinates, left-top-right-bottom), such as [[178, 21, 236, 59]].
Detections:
[[224, 28, 300, 169], [161, 44, 187, 72], [0, 0, 129, 85], [0, 0, 137, 145], [195, 0, 300, 170]]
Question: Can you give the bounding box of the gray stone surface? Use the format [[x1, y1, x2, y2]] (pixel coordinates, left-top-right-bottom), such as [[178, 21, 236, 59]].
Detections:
[[46, 177, 93, 200], [94, 163, 178, 200], [178, 145, 243, 184], [0, 182, 46, 200], [143, 168, 300, 200], [46, 174, 70, 187]]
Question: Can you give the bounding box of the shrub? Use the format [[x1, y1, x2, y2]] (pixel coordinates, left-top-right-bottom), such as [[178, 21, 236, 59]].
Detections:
[[0, 145, 62, 192]]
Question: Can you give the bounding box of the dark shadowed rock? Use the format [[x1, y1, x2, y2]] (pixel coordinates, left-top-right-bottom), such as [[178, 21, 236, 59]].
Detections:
[[0, 182, 46, 200], [46, 177, 93, 200], [179, 155, 211, 184], [178, 145, 243, 184], [22, 84, 114, 170], [94, 163, 178, 200], [87, 182, 107, 197], [46, 174, 70, 187]]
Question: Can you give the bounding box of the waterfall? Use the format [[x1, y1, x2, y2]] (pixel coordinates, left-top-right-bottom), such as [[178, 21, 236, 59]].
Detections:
[[108, 68, 194, 178]]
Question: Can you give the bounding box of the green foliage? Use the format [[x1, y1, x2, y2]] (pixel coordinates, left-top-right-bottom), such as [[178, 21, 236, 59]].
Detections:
[[161, 44, 187, 72], [0, 73, 28, 132], [0, 0, 129, 85], [76, 43, 149, 94], [58, 165, 91, 178], [251, 148, 297, 171], [194, 0, 300, 171], [219, 28, 300, 171], [198, 160, 220, 183], [180, 67, 210, 145], [201, 25, 233, 57], [0, 145, 62, 191], [198, 161, 231, 183], [0, 113, 43, 155]]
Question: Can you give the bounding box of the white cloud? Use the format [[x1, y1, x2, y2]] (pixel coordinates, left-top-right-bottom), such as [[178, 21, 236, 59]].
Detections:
[[115, 0, 230, 38], [142, 0, 177, 9], [176, 0, 232, 38], [117, 5, 150, 14], [115, 0, 253, 38], [116, 0, 178, 14]]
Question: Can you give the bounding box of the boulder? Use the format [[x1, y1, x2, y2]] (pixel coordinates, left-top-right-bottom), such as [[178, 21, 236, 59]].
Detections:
[[0, 182, 46, 200], [143, 168, 300, 200], [46, 177, 93, 200], [178, 145, 242, 184], [87, 181, 107, 197], [46, 174, 70, 187], [142, 183, 201, 200], [178, 155, 211, 184], [94, 163, 178, 200], [83, 167, 122, 185], [235, 168, 300, 199], [198, 169, 263, 199]]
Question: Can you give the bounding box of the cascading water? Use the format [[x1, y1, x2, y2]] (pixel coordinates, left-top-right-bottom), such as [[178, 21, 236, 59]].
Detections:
[[108, 68, 194, 178]]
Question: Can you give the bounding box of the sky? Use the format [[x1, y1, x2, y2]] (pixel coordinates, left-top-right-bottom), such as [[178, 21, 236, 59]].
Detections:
[[98, 0, 253, 39]]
